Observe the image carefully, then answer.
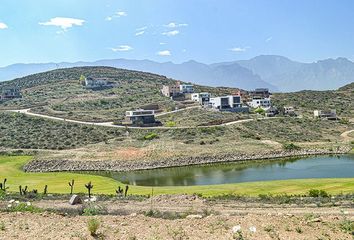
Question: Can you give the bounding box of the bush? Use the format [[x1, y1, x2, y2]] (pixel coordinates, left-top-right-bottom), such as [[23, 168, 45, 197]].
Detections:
[[282, 143, 301, 151], [165, 121, 176, 127], [308, 189, 330, 198], [82, 203, 107, 216], [87, 218, 100, 236], [7, 202, 42, 213], [143, 132, 158, 140]]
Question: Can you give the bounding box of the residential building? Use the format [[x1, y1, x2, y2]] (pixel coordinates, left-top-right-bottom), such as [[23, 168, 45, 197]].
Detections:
[[209, 95, 249, 112], [314, 110, 337, 120], [249, 88, 271, 98], [84, 77, 115, 89], [123, 109, 161, 126], [264, 106, 279, 117], [161, 84, 180, 97], [0, 88, 22, 100], [191, 92, 210, 105], [179, 84, 194, 93], [283, 106, 297, 116], [247, 97, 271, 108]]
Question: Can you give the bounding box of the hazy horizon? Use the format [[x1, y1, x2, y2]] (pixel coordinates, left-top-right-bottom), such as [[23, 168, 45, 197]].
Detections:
[[1, 0, 354, 67]]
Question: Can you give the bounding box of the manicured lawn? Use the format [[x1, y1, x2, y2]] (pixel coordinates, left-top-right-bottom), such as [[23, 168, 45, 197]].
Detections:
[[0, 155, 353, 196]]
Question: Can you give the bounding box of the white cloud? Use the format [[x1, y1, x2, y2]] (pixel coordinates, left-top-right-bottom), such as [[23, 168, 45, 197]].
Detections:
[[157, 50, 171, 56], [159, 42, 167, 45], [0, 22, 8, 29], [106, 11, 127, 21], [162, 30, 179, 36], [229, 47, 249, 52], [111, 45, 133, 52], [117, 11, 127, 17], [135, 30, 145, 36], [136, 26, 147, 31], [266, 37, 273, 42], [164, 22, 188, 28], [39, 17, 85, 30]]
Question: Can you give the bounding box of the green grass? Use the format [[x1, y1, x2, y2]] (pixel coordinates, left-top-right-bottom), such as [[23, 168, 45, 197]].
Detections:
[[0, 155, 354, 196]]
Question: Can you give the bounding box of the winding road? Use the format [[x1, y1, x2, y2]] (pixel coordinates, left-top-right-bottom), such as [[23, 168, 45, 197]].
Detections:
[[6, 108, 263, 129]]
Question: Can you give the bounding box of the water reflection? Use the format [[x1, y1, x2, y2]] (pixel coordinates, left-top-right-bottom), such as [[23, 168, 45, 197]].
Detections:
[[80, 155, 354, 186]]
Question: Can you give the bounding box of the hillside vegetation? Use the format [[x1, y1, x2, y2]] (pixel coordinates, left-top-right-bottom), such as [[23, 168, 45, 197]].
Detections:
[[0, 67, 178, 121], [272, 83, 354, 117]]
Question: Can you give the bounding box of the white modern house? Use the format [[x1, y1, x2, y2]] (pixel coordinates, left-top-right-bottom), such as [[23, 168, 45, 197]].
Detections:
[[247, 97, 271, 108], [191, 92, 210, 105], [209, 95, 249, 112]]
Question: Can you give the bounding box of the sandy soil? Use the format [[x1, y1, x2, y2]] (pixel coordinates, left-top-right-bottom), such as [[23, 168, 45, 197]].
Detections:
[[0, 195, 353, 240]]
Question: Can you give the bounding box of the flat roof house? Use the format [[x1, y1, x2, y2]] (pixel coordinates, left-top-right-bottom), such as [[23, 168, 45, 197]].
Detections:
[[0, 88, 22, 100], [161, 84, 180, 97], [247, 97, 271, 108], [191, 92, 210, 105], [209, 95, 249, 112], [314, 109, 337, 120], [179, 84, 194, 93], [84, 77, 115, 90], [249, 88, 271, 98], [123, 109, 161, 126]]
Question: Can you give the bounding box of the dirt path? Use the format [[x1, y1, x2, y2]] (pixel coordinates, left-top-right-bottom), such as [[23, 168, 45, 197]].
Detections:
[[5, 108, 271, 129], [341, 129, 354, 141]]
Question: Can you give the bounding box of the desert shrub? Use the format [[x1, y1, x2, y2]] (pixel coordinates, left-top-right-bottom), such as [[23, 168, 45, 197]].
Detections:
[[308, 189, 329, 198], [82, 203, 107, 216], [339, 219, 354, 233], [282, 143, 301, 151], [87, 218, 100, 236], [143, 132, 159, 140], [7, 202, 42, 213], [165, 121, 176, 127]]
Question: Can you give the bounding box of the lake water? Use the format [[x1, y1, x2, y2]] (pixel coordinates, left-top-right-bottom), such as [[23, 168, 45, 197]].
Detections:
[[85, 155, 354, 186]]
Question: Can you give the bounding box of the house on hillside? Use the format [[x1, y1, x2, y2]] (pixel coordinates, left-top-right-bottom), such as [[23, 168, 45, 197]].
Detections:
[[191, 92, 210, 105], [249, 88, 271, 98], [209, 95, 249, 112], [314, 109, 337, 120], [161, 84, 180, 97], [247, 97, 271, 108], [123, 109, 161, 127], [179, 84, 194, 93], [283, 106, 297, 116], [0, 88, 22, 100], [83, 77, 115, 90]]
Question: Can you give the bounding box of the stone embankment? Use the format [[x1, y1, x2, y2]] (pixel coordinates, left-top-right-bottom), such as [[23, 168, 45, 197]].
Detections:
[[23, 146, 352, 173]]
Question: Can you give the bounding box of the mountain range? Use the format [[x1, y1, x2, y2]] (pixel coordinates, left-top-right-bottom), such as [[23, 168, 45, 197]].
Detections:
[[1, 55, 354, 92]]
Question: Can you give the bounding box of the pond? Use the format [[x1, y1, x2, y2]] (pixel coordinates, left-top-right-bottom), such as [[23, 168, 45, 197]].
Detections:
[[83, 155, 354, 186]]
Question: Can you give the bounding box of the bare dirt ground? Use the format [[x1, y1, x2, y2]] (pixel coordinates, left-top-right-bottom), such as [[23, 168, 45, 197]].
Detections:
[[0, 195, 353, 240]]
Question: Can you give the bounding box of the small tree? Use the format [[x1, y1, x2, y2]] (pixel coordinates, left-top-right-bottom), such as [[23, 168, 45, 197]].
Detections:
[[85, 182, 93, 198], [79, 75, 86, 85], [68, 179, 75, 195]]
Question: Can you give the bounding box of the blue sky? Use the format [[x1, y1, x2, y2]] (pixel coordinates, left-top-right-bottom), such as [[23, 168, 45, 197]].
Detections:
[[1, 0, 354, 66]]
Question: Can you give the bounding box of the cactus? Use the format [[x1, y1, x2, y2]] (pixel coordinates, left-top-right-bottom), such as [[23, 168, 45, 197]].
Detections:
[[0, 178, 7, 191], [22, 186, 28, 195], [68, 179, 75, 195], [115, 186, 124, 196], [19, 185, 22, 195], [32, 189, 38, 194], [43, 185, 48, 195], [124, 185, 129, 197], [85, 181, 93, 198]]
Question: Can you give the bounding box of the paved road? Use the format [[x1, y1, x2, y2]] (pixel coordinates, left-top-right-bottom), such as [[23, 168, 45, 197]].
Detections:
[[6, 108, 277, 130]]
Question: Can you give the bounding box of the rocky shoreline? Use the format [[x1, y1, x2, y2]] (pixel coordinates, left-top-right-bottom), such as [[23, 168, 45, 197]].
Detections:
[[24, 146, 352, 173]]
